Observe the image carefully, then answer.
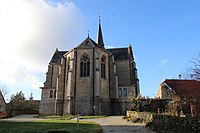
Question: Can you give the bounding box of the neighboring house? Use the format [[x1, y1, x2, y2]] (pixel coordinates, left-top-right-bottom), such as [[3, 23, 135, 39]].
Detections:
[[0, 90, 7, 118], [40, 20, 140, 116], [156, 79, 200, 115], [0, 90, 6, 112], [156, 79, 200, 100]]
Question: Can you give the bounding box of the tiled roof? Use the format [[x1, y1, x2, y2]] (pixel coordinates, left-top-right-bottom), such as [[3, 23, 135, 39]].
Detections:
[[50, 50, 67, 64], [162, 79, 200, 99]]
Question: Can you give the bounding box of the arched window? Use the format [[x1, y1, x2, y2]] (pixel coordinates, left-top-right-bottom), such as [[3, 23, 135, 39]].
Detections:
[[119, 88, 122, 97], [54, 90, 57, 98], [101, 56, 106, 78], [124, 88, 127, 97], [50, 90, 53, 98], [80, 53, 90, 77]]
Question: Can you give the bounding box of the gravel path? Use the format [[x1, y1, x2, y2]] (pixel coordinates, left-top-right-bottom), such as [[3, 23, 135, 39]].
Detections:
[[0, 114, 42, 121], [83, 116, 156, 133]]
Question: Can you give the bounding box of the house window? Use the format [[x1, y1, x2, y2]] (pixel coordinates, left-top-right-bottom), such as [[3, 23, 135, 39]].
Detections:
[[54, 90, 56, 98], [50, 90, 53, 98], [124, 88, 127, 97], [119, 88, 122, 97], [101, 56, 106, 78], [80, 53, 90, 77]]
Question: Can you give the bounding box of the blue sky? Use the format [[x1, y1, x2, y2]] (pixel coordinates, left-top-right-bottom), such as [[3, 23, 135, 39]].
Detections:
[[0, 0, 199, 101], [72, 0, 200, 97]]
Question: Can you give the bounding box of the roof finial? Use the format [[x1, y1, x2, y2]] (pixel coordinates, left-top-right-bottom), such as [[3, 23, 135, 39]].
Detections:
[[98, 13, 101, 23]]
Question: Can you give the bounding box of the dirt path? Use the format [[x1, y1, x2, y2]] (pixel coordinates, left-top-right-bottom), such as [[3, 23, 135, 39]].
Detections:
[[83, 116, 156, 133]]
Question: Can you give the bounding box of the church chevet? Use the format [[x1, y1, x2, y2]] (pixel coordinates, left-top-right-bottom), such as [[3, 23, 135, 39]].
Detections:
[[39, 21, 140, 115]]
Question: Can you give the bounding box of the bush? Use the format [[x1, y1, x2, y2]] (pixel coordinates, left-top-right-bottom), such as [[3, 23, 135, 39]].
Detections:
[[126, 111, 153, 124], [146, 115, 200, 133]]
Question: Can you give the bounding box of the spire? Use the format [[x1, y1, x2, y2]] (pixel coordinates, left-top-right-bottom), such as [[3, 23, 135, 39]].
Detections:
[[96, 14, 104, 47]]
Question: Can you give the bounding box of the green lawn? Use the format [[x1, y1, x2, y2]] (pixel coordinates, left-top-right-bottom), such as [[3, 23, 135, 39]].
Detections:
[[0, 120, 102, 133]]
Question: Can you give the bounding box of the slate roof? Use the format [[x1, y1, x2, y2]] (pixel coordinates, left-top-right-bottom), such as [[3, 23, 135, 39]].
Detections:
[[76, 37, 104, 49], [106, 48, 132, 60], [50, 50, 67, 64], [161, 79, 200, 99]]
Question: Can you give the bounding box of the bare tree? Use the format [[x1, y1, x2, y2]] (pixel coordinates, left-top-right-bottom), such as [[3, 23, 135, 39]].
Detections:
[[182, 54, 200, 81], [189, 54, 200, 81]]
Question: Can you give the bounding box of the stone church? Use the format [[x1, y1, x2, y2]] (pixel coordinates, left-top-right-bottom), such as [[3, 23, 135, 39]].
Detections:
[[39, 21, 140, 115]]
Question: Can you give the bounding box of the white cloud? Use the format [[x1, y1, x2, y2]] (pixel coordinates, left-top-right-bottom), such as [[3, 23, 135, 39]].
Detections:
[[157, 58, 169, 70], [0, 0, 86, 92], [105, 45, 115, 49], [160, 58, 169, 66]]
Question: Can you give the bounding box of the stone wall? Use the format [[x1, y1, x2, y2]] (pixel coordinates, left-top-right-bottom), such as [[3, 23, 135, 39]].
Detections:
[[116, 60, 130, 86]]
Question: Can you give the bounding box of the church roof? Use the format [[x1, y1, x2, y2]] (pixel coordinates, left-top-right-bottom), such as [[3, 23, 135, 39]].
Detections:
[[106, 47, 133, 60], [50, 49, 67, 64], [76, 37, 104, 49]]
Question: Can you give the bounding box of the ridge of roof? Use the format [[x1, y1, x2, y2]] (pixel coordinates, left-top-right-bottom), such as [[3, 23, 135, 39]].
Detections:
[[76, 37, 104, 49], [161, 79, 200, 84]]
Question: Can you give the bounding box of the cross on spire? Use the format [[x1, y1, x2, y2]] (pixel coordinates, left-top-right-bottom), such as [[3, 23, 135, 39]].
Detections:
[[99, 13, 101, 23]]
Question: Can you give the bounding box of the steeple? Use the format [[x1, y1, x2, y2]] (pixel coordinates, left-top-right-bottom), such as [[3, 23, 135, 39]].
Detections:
[[96, 15, 104, 47]]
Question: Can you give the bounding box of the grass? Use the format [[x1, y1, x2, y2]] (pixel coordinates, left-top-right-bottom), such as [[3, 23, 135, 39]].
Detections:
[[35, 115, 75, 120], [0, 119, 102, 133]]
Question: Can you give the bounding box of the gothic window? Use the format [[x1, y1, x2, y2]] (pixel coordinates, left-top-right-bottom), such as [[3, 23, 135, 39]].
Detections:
[[80, 53, 90, 77], [101, 56, 106, 78], [54, 90, 56, 98], [124, 88, 127, 97], [50, 90, 53, 98], [119, 88, 122, 97]]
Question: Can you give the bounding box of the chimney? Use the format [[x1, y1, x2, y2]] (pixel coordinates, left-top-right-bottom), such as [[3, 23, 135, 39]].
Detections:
[[178, 74, 182, 79]]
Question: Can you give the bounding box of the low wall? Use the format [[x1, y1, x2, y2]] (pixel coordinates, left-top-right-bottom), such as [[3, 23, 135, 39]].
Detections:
[[7, 109, 39, 117]]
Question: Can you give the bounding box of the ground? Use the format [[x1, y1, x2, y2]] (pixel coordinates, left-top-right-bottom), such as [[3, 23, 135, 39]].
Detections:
[[1, 115, 156, 133], [83, 116, 156, 133]]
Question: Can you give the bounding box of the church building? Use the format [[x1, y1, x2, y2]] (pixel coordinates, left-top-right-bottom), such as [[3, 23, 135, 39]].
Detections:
[[39, 20, 140, 115]]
